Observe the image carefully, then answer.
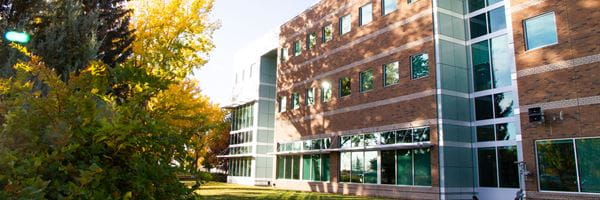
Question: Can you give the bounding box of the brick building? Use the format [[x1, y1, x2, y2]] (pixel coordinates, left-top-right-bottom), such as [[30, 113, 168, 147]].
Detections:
[[272, 0, 600, 199]]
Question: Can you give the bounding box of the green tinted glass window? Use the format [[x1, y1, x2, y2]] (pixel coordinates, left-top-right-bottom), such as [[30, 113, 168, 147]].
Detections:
[[312, 155, 321, 181], [477, 125, 495, 142], [292, 156, 300, 179], [478, 147, 498, 187], [472, 40, 492, 91], [364, 151, 378, 184], [322, 154, 331, 181], [414, 148, 431, 186], [498, 146, 519, 188], [411, 54, 429, 79], [381, 150, 396, 184], [475, 95, 494, 120], [302, 155, 312, 180], [397, 149, 413, 185], [537, 140, 578, 192], [339, 77, 352, 97], [468, 0, 485, 13], [470, 13, 488, 39], [380, 131, 396, 145], [360, 69, 374, 92], [576, 138, 600, 193]]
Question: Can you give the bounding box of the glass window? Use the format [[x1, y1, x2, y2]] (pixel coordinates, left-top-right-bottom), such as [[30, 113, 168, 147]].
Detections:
[[360, 69, 374, 92], [351, 152, 364, 183], [478, 147, 498, 187], [352, 134, 363, 148], [322, 24, 333, 43], [397, 129, 412, 143], [281, 47, 288, 61], [476, 125, 495, 142], [470, 13, 488, 39], [411, 54, 429, 79], [475, 95, 494, 120], [306, 88, 315, 105], [360, 3, 373, 26], [382, 0, 397, 16], [364, 133, 378, 146], [307, 32, 317, 50], [292, 155, 300, 179], [487, 0, 502, 5], [381, 150, 396, 184], [340, 14, 352, 35], [278, 96, 286, 113], [311, 139, 322, 150], [468, 0, 485, 13], [414, 148, 431, 186], [397, 149, 413, 185], [293, 40, 302, 56], [339, 77, 352, 97], [312, 154, 321, 181], [576, 138, 600, 193], [285, 156, 292, 179], [488, 7, 506, 33], [303, 140, 312, 150], [291, 92, 300, 109], [380, 131, 396, 145], [494, 92, 514, 118], [413, 127, 430, 142], [490, 35, 512, 88], [364, 151, 378, 184], [524, 12, 558, 50], [303, 155, 312, 180], [536, 140, 578, 192], [340, 152, 352, 182], [341, 136, 353, 148], [321, 81, 332, 102], [498, 146, 519, 188], [496, 123, 516, 141], [322, 154, 331, 181], [383, 62, 400, 86]]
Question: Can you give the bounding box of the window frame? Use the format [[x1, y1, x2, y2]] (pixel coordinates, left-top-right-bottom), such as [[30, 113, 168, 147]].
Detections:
[[523, 11, 559, 51], [359, 68, 374, 93], [359, 3, 373, 26], [339, 14, 352, 35], [383, 61, 400, 87], [339, 76, 352, 97]]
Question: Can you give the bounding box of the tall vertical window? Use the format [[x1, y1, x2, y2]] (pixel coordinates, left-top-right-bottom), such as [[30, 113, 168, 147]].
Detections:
[[321, 81, 332, 102], [339, 77, 352, 97], [359, 69, 374, 92], [293, 40, 302, 56], [291, 92, 300, 109], [281, 47, 288, 61], [383, 62, 400, 86], [359, 3, 373, 26], [307, 32, 317, 50], [477, 146, 518, 188], [340, 14, 352, 35], [469, 6, 507, 39], [410, 54, 429, 79], [322, 24, 333, 43], [231, 104, 254, 131], [473, 35, 512, 92], [278, 96, 286, 113], [277, 156, 301, 180], [306, 88, 315, 105], [524, 12, 558, 50], [382, 0, 397, 16]]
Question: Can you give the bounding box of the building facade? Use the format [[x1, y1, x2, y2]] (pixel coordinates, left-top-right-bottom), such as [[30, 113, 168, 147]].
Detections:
[[273, 0, 600, 199], [220, 30, 278, 186]]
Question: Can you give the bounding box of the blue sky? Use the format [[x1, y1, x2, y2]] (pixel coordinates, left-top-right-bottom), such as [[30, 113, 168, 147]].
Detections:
[[192, 0, 320, 105]]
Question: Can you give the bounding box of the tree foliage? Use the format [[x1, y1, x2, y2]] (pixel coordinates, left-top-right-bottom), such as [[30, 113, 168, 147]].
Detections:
[[0, 0, 223, 199]]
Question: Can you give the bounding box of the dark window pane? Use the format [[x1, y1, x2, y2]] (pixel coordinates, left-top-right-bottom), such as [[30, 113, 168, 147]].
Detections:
[[475, 95, 494, 120], [413, 127, 430, 142], [312, 139, 322, 150], [496, 123, 517, 141], [397, 129, 413, 143], [525, 12, 558, 50], [498, 146, 519, 188], [364, 151, 378, 184], [470, 13, 488, 39], [322, 154, 331, 181], [360, 69, 374, 92], [468, 0, 485, 13], [414, 148, 432, 186], [285, 156, 292, 179], [494, 92, 514, 118], [351, 151, 364, 183], [312, 154, 321, 181], [488, 7, 506, 33], [380, 131, 396, 145], [397, 149, 414, 185], [411, 54, 429, 79], [537, 140, 578, 192], [576, 138, 600, 193], [381, 150, 396, 184], [476, 125, 495, 142], [340, 152, 352, 182], [339, 77, 352, 97], [478, 147, 498, 187], [324, 138, 332, 149], [292, 155, 300, 179], [303, 155, 312, 180], [472, 40, 492, 91]]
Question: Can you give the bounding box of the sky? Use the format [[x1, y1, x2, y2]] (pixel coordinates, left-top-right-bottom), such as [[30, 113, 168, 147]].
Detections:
[[192, 0, 320, 105]]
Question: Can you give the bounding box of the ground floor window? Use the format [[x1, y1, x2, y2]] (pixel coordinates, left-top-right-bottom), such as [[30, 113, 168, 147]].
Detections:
[[536, 138, 600, 193], [340, 149, 431, 186], [229, 158, 251, 177], [276, 155, 300, 180], [477, 146, 519, 188], [302, 154, 330, 182]]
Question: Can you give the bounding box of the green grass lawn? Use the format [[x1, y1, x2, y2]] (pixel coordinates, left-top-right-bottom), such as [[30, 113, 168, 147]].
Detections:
[[194, 182, 390, 200]]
